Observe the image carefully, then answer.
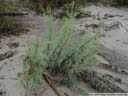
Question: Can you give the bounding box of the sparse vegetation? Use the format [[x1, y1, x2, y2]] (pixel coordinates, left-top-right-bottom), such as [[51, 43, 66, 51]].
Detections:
[[0, 0, 22, 36], [59, 3, 87, 19], [113, 0, 128, 5], [25, 0, 88, 12], [23, 0, 89, 18], [82, 71, 125, 93]]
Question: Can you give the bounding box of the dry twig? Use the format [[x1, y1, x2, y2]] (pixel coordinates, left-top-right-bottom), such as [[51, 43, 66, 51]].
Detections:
[[43, 74, 63, 96]]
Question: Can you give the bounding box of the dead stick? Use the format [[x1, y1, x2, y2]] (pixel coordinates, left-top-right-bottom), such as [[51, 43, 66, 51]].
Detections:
[[43, 74, 63, 96], [0, 11, 28, 16]]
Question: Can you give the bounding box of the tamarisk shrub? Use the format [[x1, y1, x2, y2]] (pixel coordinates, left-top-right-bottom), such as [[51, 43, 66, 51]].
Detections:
[[21, 15, 102, 91]]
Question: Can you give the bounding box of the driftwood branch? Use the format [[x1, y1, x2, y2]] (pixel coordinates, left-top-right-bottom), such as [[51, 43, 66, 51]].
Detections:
[[43, 74, 63, 96], [0, 11, 28, 16]]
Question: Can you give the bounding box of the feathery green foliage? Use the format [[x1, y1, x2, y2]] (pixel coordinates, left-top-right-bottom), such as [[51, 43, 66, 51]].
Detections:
[[21, 15, 102, 92]]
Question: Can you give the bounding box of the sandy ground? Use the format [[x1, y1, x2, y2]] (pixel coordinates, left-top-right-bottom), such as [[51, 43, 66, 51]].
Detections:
[[0, 4, 128, 96], [76, 5, 128, 92], [81, 6, 128, 70], [0, 10, 97, 96]]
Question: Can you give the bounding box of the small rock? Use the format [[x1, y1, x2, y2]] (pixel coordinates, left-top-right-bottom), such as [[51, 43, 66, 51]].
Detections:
[[7, 42, 19, 49], [10, 59, 13, 62], [104, 14, 115, 18], [121, 69, 128, 75], [86, 24, 100, 28], [123, 42, 128, 45], [105, 22, 120, 31], [0, 90, 6, 96], [103, 14, 123, 19], [0, 51, 17, 61], [115, 78, 122, 83]]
